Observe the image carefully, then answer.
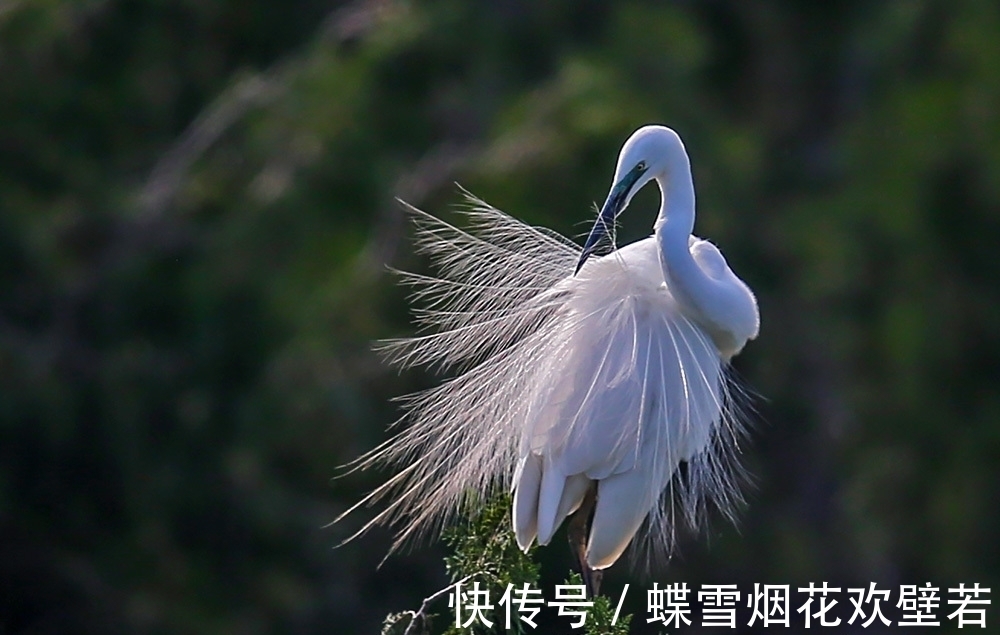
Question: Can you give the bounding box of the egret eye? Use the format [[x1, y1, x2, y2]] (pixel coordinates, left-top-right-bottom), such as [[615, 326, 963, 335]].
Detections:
[[636, 160, 647, 172]]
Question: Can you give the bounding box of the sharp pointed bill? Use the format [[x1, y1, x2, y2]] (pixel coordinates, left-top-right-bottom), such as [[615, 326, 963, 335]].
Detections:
[[576, 161, 648, 274], [338, 125, 759, 575]]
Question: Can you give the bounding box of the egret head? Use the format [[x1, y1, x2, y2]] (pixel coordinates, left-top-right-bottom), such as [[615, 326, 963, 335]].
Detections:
[[576, 125, 687, 273]]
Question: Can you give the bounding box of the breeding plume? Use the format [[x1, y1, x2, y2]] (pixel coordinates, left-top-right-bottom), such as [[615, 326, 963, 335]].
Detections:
[[340, 125, 759, 584]]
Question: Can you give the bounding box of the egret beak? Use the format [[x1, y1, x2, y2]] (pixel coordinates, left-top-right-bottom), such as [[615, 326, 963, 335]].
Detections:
[[575, 164, 646, 274]]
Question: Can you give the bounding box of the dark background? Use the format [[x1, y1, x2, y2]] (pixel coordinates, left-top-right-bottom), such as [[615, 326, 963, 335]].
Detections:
[[1, 1, 998, 633]]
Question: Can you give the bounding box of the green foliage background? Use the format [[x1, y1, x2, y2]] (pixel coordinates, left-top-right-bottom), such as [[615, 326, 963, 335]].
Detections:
[[1, 1, 998, 633]]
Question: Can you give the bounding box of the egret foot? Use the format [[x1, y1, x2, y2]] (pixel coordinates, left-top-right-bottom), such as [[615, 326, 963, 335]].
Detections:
[[567, 485, 602, 597]]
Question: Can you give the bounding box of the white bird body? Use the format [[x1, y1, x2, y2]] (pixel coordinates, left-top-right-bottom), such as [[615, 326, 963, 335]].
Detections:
[[340, 125, 758, 575], [513, 237, 727, 567]]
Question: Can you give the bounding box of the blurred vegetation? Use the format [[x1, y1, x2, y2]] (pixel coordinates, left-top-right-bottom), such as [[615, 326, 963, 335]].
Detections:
[[1, 0, 999, 633]]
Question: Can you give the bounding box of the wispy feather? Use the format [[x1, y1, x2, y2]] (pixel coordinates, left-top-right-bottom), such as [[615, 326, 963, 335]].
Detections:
[[336, 193, 753, 566]]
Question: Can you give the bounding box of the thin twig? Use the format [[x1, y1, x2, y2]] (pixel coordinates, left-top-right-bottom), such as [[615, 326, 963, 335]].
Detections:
[[400, 571, 485, 635]]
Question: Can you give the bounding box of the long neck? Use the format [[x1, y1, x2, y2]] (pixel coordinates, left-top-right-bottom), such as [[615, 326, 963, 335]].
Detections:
[[653, 163, 695, 250], [654, 156, 697, 280], [653, 165, 721, 327]]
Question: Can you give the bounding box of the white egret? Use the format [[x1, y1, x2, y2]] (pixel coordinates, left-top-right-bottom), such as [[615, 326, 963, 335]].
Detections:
[[339, 125, 759, 591]]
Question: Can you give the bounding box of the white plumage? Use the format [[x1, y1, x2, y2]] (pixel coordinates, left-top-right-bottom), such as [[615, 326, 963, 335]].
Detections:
[[340, 125, 759, 574]]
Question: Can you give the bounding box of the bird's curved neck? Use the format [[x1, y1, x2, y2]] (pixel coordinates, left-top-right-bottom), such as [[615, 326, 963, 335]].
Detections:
[[653, 168, 695, 248], [653, 166, 719, 325], [653, 151, 696, 265]]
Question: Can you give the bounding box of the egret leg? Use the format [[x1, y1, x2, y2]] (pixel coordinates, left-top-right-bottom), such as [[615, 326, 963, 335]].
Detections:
[[567, 485, 602, 597]]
